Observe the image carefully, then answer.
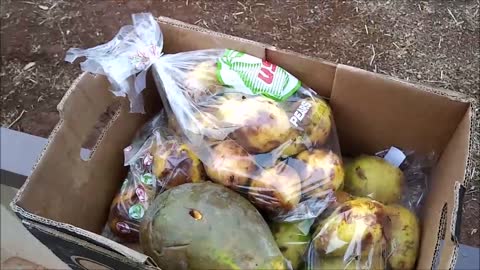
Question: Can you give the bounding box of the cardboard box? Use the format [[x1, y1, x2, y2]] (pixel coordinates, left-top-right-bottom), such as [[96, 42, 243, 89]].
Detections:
[[11, 17, 474, 270]]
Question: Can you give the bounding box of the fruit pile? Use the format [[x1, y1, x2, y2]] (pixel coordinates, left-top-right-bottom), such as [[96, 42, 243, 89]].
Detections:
[[272, 155, 421, 270], [67, 13, 427, 270]]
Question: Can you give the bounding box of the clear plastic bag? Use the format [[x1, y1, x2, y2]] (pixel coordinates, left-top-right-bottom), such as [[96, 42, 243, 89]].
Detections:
[[67, 13, 344, 224], [105, 112, 205, 243], [305, 147, 434, 270]]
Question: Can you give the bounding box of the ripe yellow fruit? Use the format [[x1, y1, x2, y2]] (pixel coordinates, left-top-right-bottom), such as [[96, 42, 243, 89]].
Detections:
[[385, 205, 420, 270], [344, 156, 404, 204], [203, 140, 257, 189], [296, 149, 344, 198], [282, 97, 333, 157], [184, 61, 222, 100], [249, 162, 302, 212], [313, 198, 387, 257], [216, 94, 292, 153], [270, 220, 312, 270]]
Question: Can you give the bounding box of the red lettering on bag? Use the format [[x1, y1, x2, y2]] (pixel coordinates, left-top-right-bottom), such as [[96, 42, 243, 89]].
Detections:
[[258, 60, 277, 84]]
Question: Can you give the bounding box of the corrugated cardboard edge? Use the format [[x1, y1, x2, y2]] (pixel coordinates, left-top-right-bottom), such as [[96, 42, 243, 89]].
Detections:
[[10, 73, 151, 265]]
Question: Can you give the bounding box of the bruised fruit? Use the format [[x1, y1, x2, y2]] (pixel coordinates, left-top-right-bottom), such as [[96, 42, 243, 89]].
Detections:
[[216, 94, 292, 153], [140, 183, 289, 270], [344, 156, 404, 204], [204, 140, 257, 188], [249, 162, 302, 212], [151, 141, 204, 189], [385, 205, 420, 270], [282, 97, 333, 157], [313, 198, 387, 257], [271, 220, 312, 270], [324, 191, 355, 215], [295, 149, 344, 197]]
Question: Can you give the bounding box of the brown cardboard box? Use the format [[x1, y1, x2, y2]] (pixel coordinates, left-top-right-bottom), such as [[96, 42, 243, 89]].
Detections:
[[11, 17, 474, 270]]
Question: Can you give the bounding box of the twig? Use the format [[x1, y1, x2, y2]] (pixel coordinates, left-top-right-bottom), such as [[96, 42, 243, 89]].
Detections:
[[425, 80, 449, 85], [57, 22, 67, 45], [438, 36, 443, 49], [237, 1, 247, 10], [202, 20, 208, 28], [447, 8, 459, 24], [369, 45, 376, 66], [185, 0, 188, 6], [364, 24, 369, 35], [8, 110, 27, 128]]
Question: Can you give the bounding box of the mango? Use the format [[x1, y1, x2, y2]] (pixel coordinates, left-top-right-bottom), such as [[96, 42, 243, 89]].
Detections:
[[140, 183, 289, 270]]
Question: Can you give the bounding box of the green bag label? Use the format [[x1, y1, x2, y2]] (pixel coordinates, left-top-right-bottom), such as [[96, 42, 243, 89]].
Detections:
[[217, 49, 301, 101]]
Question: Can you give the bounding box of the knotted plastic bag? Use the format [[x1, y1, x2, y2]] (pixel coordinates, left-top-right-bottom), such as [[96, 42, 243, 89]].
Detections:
[[67, 12, 344, 237]]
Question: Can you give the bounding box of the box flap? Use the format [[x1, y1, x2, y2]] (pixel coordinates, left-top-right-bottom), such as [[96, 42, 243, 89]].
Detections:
[[12, 73, 150, 233], [417, 106, 471, 269], [330, 64, 469, 156]]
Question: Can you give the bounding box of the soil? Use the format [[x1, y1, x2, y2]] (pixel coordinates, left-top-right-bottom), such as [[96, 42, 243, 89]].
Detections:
[[1, 0, 479, 246]]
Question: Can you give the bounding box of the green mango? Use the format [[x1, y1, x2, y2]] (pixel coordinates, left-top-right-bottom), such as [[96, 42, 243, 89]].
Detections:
[[271, 220, 313, 270], [140, 182, 289, 270], [344, 156, 404, 204]]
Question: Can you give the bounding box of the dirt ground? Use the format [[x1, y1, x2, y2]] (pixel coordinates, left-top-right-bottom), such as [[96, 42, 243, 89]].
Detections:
[[1, 0, 479, 246]]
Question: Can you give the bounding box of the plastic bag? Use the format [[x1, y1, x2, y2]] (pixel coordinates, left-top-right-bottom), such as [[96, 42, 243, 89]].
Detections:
[[67, 13, 344, 224], [305, 147, 434, 270], [105, 112, 205, 243]]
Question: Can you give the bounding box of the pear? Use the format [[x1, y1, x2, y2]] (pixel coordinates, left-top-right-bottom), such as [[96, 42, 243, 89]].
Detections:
[[313, 198, 387, 257], [282, 97, 333, 157], [323, 191, 355, 215], [271, 220, 312, 270], [204, 140, 257, 189], [384, 205, 420, 270], [295, 149, 344, 198], [184, 60, 222, 100], [344, 155, 404, 204], [151, 141, 204, 189], [249, 162, 302, 212], [216, 94, 293, 153]]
